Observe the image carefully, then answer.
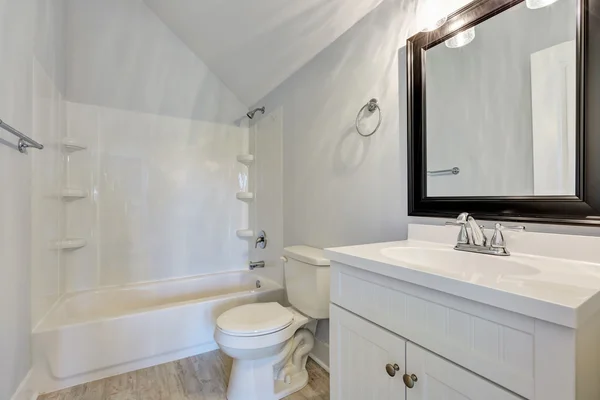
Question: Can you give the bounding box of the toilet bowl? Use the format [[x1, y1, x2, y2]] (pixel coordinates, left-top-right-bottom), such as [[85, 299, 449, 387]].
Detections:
[[214, 246, 330, 400]]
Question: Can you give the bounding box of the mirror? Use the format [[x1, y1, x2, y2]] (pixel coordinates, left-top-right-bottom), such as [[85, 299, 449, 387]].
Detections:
[[425, 0, 577, 197], [408, 0, 600, 224]]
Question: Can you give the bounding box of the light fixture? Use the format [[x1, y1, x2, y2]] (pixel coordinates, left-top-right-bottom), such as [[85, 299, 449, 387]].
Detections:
[[421, 15, 448, 32], [526, 0, 560, 9], [445, 27, 476, 48]]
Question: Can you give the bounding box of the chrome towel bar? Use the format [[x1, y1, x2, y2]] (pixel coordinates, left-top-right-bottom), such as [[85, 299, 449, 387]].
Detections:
[[427, 167, 460, 176], [0, 118, 44, 154]]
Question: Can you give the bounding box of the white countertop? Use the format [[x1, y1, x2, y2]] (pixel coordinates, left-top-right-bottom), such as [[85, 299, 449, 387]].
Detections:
[[325, 225, 600, 329]]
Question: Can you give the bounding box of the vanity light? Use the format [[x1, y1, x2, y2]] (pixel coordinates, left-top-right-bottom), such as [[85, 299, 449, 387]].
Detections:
[[526, 0, 560, 9], [445, 27, 476, 48], [421, 15, 448, 32]]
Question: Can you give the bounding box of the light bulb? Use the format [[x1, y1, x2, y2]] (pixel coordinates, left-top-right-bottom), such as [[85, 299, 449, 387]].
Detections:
[[526, 0, 561, 9], [421, 15, 448, 32], [445, 27, 476, 48]]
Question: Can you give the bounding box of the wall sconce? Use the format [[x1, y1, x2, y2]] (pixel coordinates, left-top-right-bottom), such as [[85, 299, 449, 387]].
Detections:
[[445, 27, 476, 48], [526, 0, 560, 9], [421, 15, 448, 32]]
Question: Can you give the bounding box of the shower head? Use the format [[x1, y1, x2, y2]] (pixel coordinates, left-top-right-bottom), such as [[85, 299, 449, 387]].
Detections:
[[246, 107, 265, 119]]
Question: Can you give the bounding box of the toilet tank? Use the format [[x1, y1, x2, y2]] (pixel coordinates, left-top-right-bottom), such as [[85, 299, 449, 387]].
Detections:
[[283, 246, 330, 319]]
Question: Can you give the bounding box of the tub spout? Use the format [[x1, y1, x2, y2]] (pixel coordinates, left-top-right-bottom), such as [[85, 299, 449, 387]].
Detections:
[[249, 261, 265, 270]]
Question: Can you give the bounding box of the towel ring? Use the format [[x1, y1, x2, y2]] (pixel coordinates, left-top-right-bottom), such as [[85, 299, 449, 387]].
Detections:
[[356, 98, 382, 137]]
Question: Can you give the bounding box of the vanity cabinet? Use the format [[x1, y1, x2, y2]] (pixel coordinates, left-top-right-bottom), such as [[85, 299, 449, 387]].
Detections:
[[406, 340, 519, 400], [329, 261, 600, 400], [330, 304, 406, 399], [331, 305, 519, 400]]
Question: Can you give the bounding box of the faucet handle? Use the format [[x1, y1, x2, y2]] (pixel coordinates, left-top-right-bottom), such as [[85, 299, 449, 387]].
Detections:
[[495, 224, 526, 232], [445, 222, 469, 244], [490, 225, 506, 249], [255, 230, 267, 249], [490, 223, 525, 249]]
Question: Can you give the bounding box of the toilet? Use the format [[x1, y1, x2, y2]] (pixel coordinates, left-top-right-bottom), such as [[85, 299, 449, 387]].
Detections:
[[214, 245, 330, 400]]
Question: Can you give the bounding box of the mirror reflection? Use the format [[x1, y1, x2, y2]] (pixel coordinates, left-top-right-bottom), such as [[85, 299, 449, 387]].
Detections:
[[425, 0, 577, 197]]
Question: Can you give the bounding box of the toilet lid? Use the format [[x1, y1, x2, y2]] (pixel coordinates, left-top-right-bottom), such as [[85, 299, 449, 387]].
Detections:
[[217, 303, 294, 336]]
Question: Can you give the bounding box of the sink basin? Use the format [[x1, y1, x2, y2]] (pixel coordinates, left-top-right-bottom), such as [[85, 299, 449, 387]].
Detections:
[[381, 246, 540, 279]]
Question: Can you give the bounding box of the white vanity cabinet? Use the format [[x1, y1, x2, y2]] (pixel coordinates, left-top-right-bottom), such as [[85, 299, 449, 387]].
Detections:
[[406, 342, 519, 400], [331, 304, 520, 400], [330, 304, 406, 399], [328, 260, 600, 400]]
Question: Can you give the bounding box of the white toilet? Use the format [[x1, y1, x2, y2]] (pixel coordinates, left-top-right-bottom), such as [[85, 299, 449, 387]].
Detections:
[[214, 246, 330, 400]]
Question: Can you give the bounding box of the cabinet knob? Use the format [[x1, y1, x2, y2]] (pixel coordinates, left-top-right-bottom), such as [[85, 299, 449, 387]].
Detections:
[[403, 373, 418, 388], [385, 363, 400, 377]]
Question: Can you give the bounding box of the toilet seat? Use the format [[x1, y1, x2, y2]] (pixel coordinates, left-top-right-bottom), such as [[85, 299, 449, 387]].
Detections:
[[214, 305, 310, 351], [216, 303, 294, 337]]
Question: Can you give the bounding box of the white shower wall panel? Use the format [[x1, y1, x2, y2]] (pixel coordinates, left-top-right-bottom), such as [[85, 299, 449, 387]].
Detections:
[[64, 102, 249, 291]]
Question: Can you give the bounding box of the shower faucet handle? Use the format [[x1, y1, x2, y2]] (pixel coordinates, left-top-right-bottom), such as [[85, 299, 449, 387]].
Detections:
[[255, 230, 267, 249]]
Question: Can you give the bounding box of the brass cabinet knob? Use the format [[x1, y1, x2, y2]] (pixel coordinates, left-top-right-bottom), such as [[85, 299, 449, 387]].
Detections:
[[385, 363, 400, 377], [403, 373, 418, 388]]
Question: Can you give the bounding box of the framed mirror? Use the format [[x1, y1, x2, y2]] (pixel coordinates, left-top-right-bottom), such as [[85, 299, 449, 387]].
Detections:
[[407, 0, 600, 225]]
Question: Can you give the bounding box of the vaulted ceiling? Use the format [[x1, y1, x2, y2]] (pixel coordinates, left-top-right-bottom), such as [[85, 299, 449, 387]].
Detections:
[[144, 0, 385, 106]]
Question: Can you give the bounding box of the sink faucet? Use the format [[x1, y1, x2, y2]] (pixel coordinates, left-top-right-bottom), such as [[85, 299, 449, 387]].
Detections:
[[446, 213, 525, 256]]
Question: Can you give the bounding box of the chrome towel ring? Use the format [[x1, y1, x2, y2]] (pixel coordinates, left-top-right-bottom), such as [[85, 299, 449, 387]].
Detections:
[[355, 98, 382, 137]]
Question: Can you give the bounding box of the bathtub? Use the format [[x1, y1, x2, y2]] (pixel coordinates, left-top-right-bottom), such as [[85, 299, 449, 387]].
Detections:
[[32, 271, 283, 392]]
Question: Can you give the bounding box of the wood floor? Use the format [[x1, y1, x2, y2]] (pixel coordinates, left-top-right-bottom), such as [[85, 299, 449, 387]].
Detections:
[[37, 350, 330, 400]]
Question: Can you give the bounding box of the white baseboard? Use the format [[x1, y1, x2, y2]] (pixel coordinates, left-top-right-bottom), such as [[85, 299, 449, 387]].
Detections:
[[10, 370, 38, 400], [309, 339, 330, 373]]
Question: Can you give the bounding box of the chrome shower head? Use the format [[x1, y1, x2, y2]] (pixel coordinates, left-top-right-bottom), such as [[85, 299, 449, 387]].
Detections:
[[246, 107, 265, 119]]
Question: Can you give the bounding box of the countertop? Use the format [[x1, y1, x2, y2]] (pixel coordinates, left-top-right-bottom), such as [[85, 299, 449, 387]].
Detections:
[[325, 225, 600, 329]]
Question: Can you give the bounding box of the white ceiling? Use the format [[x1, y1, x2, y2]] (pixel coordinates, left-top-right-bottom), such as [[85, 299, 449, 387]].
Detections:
[[144, 0, 385, 106]]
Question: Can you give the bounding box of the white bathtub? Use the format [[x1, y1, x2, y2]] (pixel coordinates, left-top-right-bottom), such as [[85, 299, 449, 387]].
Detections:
[[32, 271, 283, 392]]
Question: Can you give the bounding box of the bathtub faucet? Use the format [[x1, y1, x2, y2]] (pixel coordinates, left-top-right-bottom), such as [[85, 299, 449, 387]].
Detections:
[[249, 261, 265, 270]]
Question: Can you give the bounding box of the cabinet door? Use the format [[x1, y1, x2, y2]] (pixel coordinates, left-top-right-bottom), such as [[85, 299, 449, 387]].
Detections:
[[330, 304, 406, 400], [406, 343, 521, 400]]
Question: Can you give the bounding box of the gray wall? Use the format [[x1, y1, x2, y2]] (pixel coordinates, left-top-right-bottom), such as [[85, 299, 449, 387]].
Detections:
[[426, 0, 576, 196], [253, 0, 420, 251], [253, 0, 427, 344]]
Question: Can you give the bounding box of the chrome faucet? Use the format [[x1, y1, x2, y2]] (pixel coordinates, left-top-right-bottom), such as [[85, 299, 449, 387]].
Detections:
[[249, 261, 265, 270], [446, 213, 524, 256], [255, 230, 267, 249]]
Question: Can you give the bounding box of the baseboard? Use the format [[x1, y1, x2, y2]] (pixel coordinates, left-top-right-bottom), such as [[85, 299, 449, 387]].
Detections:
[[10, 370, 38, 400], [309, 339, 330, 373]]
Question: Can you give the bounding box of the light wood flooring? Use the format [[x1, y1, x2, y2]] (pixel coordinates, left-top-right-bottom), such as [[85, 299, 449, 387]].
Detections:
[[37, 350, 330, 400]]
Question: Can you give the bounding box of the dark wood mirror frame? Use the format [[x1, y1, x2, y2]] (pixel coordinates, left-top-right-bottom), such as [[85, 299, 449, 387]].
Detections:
[[407, 0, 600, 225]]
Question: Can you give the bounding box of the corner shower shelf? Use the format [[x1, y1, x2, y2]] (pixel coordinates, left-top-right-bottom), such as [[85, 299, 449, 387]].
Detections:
[[236, 230, 254, 238], [62, 138, 87, 153], [236, 192, 254, 202], [55, 238, 87, 250], [236, 154, 255, 165], [61, 188, 88, 201]]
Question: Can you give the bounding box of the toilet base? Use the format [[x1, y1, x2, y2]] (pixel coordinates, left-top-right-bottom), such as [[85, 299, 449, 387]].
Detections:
[[225, 329, 314, 400], [273, 369, 309, 399], [226, 357, 310, 400]]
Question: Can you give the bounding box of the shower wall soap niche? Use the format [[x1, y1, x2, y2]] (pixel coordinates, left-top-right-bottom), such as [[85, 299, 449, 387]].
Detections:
[[55, 238, 87, 250], [236, 230, 254, 239], [62, 138, 87, 153], [237, 154, 254, 165], [61, 188, 88, 201], [236, 192, 254, 201]]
